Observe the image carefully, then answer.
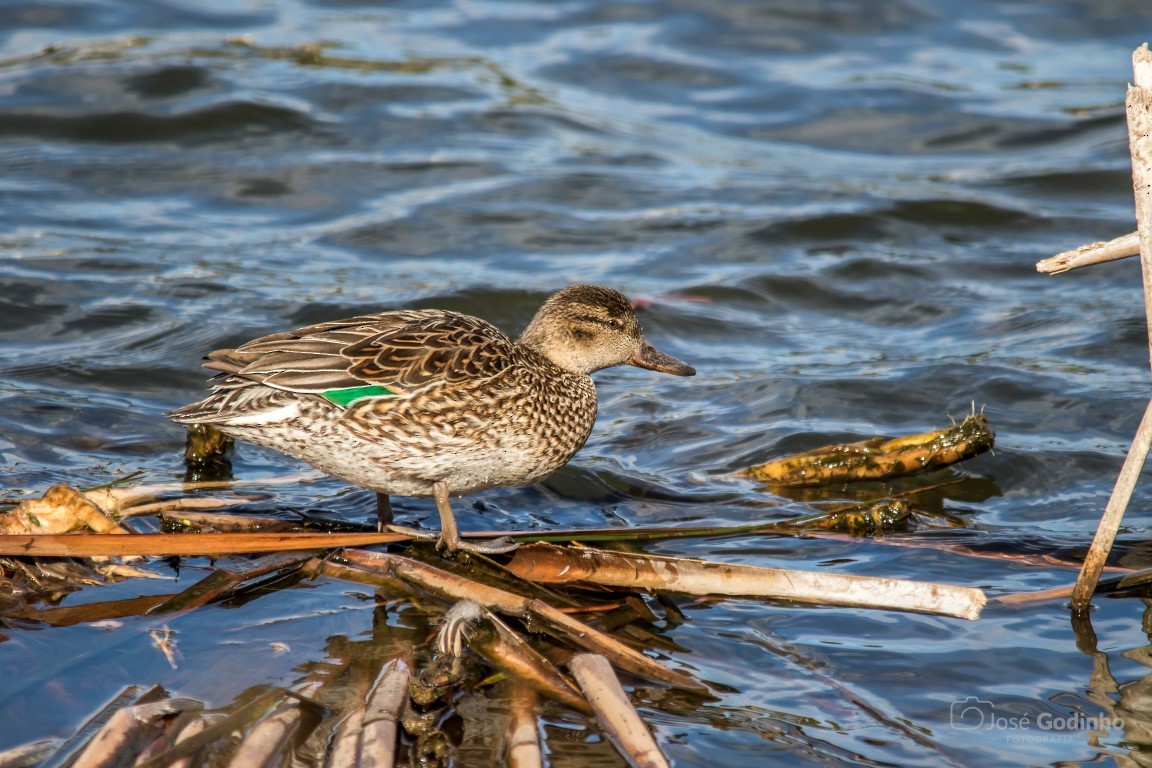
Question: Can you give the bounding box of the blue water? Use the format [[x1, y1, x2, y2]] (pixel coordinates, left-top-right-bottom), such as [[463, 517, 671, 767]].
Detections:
[[3, 1, 1152, 765]]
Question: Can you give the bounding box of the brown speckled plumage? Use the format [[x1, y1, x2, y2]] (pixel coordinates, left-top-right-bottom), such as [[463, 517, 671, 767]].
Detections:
[[170, 284, 694, 551]]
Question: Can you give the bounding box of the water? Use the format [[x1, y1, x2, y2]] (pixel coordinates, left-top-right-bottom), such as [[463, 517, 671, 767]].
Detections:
[[2, 0, 1152, 764]]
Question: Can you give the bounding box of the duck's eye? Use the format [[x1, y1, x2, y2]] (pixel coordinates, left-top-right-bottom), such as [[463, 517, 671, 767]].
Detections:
[[581, 314, 623, 329]]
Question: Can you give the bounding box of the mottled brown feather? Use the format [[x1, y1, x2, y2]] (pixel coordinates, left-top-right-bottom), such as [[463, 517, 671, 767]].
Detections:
[[195, 310, 519, 398]]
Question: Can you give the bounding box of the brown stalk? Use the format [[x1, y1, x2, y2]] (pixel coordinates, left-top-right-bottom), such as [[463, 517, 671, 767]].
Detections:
[[71, 699, 203, 768], [504, 681, 542, 768], [1001, 563, 1152, 605], [358, 657, 412, 768], [158, 510, 302, 533], [42, 685, 167, 768], [129, 709, 201, 767], [569, 654, 670, 768], [147, 551, 317, 616], [438, 600, 591, 715], [0, 740, 56, 768], [166, 716, 208, 768], [0, 531, 406, 557], [133, 688, 288, 768], [229, 682, 322, 767], [325, 663, 378, 768], [505, 543, 986, 620], [9, 593, 175, 627], [338, 549, 706, 692]]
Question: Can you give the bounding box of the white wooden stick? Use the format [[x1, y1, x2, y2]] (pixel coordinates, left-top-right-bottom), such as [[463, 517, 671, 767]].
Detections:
[[507, 544, 986, 619], [359, 658, 410, 768], [1072, 44, 1152, 610], [1036, 231, 1139, 274], [569, 654, 669, 768]]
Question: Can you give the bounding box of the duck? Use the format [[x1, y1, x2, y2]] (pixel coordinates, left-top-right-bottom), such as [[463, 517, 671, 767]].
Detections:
[[169, 284, 695, 554]]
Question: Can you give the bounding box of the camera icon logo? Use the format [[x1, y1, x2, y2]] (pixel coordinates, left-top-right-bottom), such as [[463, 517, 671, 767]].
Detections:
[[950, 697, 993, 729]]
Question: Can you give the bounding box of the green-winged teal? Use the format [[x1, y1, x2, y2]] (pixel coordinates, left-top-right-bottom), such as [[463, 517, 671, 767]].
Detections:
[[170, 284, 695, 553]]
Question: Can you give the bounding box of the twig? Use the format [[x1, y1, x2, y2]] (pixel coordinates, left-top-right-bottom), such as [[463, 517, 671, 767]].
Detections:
[[131, 709, 199, 768], [71, 699, 203, 768], [748, 619, 964, 763], [134, 689, 288, 768], [228, 682, 321, 768], [1036, 231, 1139, 274], [1002, 562, 1152, 605], [166, 717, 208, 768], [569, 654, 670, 768], [38, 686, 164, 768], [359, 657, 411, 768], [0, 531, 406, 557], [0, 740, 57, 768], [324, 661, 379, 768], [147, 551, 317, 616], [504, 682, 542, 768], [994, 583, 1074, 605], [1070, 399, 1152, 609]]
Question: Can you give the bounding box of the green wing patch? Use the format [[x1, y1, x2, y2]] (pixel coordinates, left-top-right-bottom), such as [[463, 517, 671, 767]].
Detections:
[[321, 385, 396, 407]]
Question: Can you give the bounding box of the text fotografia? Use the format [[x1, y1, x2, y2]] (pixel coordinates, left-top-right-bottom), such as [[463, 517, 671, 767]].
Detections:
[[950, 698, 1123, 732]]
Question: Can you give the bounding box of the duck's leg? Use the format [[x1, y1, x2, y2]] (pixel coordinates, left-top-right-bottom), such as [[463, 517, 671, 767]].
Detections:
[[376, 493, 393, 531], [387, 483, 517, 554], [431, 481, 518, 555]]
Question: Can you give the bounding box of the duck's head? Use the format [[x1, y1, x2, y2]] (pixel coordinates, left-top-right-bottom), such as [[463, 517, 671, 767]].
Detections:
[[518, 284, 696, 377]]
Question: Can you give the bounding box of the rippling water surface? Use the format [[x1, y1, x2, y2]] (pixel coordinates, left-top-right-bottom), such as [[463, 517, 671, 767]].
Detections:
[[4, 1, 1152, 765]]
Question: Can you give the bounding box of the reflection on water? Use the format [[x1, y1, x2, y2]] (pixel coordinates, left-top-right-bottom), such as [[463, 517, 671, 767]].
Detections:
[[2, 0, 1152, 764]]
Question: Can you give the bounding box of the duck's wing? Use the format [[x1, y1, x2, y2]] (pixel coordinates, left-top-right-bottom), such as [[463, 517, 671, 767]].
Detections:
[[204, 310, 518, 400]]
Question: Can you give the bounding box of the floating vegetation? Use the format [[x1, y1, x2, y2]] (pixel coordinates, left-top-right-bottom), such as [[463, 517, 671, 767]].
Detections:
[[740, 412, 995, 488]]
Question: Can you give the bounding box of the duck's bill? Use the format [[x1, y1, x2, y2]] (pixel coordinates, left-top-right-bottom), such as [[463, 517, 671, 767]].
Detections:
[[627, 341, 696, 376]]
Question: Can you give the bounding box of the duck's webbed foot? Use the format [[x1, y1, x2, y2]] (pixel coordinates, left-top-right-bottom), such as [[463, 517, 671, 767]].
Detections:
[[388, 481, 518, 555]]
